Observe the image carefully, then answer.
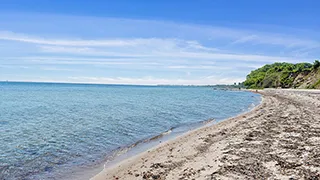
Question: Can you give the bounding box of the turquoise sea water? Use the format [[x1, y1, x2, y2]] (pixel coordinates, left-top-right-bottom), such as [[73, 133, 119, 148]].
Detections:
[[0, 82, 260, 180]]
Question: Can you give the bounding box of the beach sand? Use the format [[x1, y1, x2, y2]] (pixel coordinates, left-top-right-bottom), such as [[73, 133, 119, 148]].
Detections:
[[91, 89, 320, 180]]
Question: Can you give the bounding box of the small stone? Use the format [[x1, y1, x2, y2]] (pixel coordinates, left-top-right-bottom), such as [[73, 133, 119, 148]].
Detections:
[[152, 174, 160, 179]]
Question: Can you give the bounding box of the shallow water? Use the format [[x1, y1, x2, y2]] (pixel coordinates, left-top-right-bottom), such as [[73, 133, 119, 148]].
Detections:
[[0, 82, 260, 179]]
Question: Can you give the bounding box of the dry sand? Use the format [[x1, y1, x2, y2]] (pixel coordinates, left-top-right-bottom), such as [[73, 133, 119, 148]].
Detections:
[[91, 89, 320, 180]]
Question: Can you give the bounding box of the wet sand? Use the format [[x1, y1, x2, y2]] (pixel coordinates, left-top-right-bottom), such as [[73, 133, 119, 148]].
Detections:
[[91, 89, 320, 179]]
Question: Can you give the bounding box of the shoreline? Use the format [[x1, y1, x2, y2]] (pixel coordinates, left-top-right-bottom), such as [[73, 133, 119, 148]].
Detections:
[[90, 91, 264, 180], [61, 90, 260, 180], [68, 118, 218, 180], [90, 89, 320, 179]]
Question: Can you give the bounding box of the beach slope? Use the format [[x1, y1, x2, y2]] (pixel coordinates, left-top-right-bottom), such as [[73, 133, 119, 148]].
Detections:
[[92, 89, 320, 179]]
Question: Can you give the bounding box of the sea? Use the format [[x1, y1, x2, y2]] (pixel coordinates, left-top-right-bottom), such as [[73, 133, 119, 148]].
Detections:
[[0, 82, 261, 180]]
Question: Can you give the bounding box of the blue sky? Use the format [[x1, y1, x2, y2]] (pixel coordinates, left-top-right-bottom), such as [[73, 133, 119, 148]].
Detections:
[[0, 0, 319, 85]]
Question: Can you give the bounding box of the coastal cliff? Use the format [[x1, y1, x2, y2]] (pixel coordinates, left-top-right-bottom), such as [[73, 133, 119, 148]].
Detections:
[[244, 61, 320, 89]]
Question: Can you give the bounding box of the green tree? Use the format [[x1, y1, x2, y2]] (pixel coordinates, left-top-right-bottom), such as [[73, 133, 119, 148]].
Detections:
[[243, 62, 313, 89], [313, 60, 320, 69]]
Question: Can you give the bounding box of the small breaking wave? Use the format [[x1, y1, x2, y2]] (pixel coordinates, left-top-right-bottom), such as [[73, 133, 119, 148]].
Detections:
[[102, 118, 215, 166]]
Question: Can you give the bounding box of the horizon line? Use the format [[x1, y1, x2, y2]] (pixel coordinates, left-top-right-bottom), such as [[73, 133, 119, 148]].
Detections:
[[0, 80, 232, 86]]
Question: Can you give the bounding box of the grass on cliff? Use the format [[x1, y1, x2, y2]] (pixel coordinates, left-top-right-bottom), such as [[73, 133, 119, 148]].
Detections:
[[244, 60, 320, 89]]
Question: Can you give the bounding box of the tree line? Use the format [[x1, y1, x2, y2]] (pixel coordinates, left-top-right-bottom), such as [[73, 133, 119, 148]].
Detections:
[[243, 60, 320, 89]]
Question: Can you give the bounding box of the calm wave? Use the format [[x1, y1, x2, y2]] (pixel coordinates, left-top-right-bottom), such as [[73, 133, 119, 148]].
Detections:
[[0, 82, 260, 179]]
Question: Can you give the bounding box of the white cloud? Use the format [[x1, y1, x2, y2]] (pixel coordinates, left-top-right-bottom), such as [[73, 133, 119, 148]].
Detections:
[[231, 35, 259, 45], [2, 74, 244, 85], [0, 31, 136, 46], [39, 66, 80, 72], [0, 65, 30, 69], [0, 14, 319, 85], [35, 44, 306, 63], [0, 31, 196, 48], [39, 46, 94, 53], [1, 17, 319, 50], [230, 33, 320, 49], [167, 65, 232, 70], [66, 76, 243, 85]]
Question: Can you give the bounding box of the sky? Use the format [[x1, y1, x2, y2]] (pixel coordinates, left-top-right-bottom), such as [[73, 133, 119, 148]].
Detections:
[[0, 0, 319, 85]]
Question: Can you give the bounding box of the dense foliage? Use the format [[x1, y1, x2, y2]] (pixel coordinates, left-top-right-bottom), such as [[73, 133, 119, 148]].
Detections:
[[314, 60, 320, 69], [243, 62, 317, 89]]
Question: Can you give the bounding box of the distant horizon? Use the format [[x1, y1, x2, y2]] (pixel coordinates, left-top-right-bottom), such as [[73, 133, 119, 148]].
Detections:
[[0, 80, 237, 86], [2, 60, 318, 86]]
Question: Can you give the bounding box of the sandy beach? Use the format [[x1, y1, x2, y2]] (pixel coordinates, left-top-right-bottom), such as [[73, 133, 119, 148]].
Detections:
[[91, 89, 320, 180]]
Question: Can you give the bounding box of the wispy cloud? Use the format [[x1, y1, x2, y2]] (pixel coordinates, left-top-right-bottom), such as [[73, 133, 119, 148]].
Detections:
[[0, 13, 319, 85], [38, 66, 80, 72], [167, 65, 232, 70], [230, 35, 259, 45], [230, 33, 320, 49], [66, 76, 244, 85], [0, 31, 201, 48], [0, 31, 147, 47], [0, 65, 30, 69]]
